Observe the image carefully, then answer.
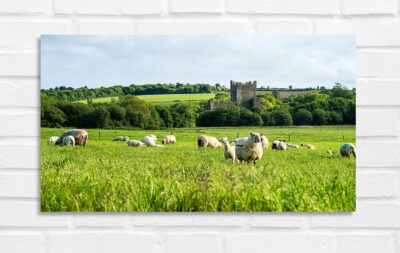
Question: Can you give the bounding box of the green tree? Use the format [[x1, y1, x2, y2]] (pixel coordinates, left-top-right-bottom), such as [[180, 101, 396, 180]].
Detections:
[[293, 109, 313, 125]]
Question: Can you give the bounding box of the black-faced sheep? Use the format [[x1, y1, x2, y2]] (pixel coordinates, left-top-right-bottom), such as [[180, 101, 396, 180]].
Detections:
[[56, 129, 88, 146], [162, 135, 176, 144], [272, 140, 287, 150], [340, 143, 356, 158], [47, 136, 59, 144], [301, 143, 315, 149], [62, 135, 75, 146], [197, 135, 222, 148], [221, 138, 236, 163], [127, 140, 145, 147], [235, 133, 263, 165]]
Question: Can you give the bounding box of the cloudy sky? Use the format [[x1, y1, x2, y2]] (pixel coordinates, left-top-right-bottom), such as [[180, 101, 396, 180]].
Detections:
[[41, 35, 355, 89]]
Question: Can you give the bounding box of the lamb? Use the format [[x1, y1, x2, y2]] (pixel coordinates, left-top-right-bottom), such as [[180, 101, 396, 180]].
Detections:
[[221, 138, 236, 163], [272, 140, 287, 150], [47, 136, 59, 144], [113, 136, 129, 142], [56, 129, 88, 146], [62, 135, 75, 146], [301, 144, 315, 149], [197, 135, 222, 148], [235, 133, 263, 165], [340, 143, 356, 158], [142, 135, 157, 146], [287, 143, 299, 149], [260, 133, 269, 149], [162, 135, 176, 145], [127, 140, 145, 147]]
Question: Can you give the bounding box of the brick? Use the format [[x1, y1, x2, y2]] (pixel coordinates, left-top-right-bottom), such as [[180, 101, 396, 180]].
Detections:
[[310, 203, 400, 228], [357, 142, 400, 167], [0, 54, 37, 76], [357, 171, 398, 198], [0, 0, 46, 14], [227, 0, 340, 15], [337, 234, 396, 253], [0, 113, 39, 137], [357, 80, 400, 105], [342, 0, 396, 15], [166, 234, 222, 253], [225, 234, 333, 253], [121, 0, 163, 15], [357, 110, 398, 136], [54, 0, 120, 15], [0, 145, 38, 169], [357, 51, 400, 78], [315, 19, 400, 46], [0, 201, 68, 227], [256, 21, 313, 34], [136, 21, 251, 34], [0, 173, 38, 198], [0, 21, 71, 50], [250, 213, 303, 227], [78, 21, 134, 34], [132, 214, 192, 226], [0, 80, 39, 107], [169, 0, 224, 13], [191, 215, 249, 227], [48, 233, 160, 253], [73, 215, 131, 227], [0, 234, 45, 253]]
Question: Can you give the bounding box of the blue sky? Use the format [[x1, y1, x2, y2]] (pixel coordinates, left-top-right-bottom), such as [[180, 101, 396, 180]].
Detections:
[[41, 35, 355, 89]]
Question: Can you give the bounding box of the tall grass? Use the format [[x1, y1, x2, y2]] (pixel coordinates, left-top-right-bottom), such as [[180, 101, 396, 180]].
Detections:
[[41, 126, 355, 212]]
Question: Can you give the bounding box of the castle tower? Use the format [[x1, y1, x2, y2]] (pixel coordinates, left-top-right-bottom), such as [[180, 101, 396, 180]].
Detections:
[[230, 80, 257, 108]]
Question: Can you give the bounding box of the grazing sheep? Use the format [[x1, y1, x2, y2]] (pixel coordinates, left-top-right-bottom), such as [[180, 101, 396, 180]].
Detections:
[[142, 135, 157, 147], [197, 135, 222, 148], [235, 133, 263, 165], [221, 138, 236, 163], [62, 135, 75, 146], [47, 136, 59, 144], [233, 137, 248, 146], [113, 136, 129, 142], [301, 144, 315, 149], [56, 129, 88, 146], [340, 143, 356, 158], [272, 140, 287, 150], [127, 140, 145, 147], [162, 135, 176, 145], [260, 134, 269, 149], [287, 143, 299, 149], [149, 134, 157, 142]]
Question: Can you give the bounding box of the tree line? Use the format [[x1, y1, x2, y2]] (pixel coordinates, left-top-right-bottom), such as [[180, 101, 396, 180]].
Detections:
[[41, 83, 227, 102]]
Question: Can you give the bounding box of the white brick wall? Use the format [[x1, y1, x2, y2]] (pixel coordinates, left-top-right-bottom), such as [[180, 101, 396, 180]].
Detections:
[[1, 0, 399, 252]]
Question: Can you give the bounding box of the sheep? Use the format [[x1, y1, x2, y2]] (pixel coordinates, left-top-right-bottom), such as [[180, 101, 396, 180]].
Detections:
[[127, 140, 145, 147], [301, 144, 315, 149], [113, 136, 129, 142], [235, 132, 263, 165], [233, 137, 248, 146], [340, 143, 356, 158], [62, 135, 75, 146], [221, 138, 236, 163], [142, 134, 157, 147], [197, 135, 222, 148], [260, 133, 269, 149], [56, 129, 88, 146], [287, 143, 299, 149], [162, 135, 176, 145], [47, 136, 59, 144], [272, 140, 287, 150], [327, 149, 334, 155]]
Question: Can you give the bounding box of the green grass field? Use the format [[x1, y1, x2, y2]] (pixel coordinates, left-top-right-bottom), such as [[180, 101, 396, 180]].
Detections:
[[41, 126, 355, 212], [77, 93, 216, 105]]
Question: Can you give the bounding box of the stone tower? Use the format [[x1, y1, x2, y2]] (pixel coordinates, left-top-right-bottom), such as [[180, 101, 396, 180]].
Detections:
[[230, 80, 258, 108]]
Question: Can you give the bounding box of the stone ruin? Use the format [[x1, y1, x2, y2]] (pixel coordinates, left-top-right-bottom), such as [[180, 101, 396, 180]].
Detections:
[[206, 80, 260, 110]]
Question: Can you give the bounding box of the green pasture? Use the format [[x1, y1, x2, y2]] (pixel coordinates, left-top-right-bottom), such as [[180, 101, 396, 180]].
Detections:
[[41, 126, 355, 212]]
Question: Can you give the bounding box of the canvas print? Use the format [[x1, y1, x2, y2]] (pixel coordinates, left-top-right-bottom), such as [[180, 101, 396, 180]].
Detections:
[[40, 35, 355, 212]]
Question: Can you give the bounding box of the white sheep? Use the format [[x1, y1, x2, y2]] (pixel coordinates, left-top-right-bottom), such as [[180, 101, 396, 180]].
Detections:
[[127, 140, 145, 147], [62, 135, 75, 146], [47, 136, 59, 144], [287, 143, 299, 149], [142, 135, 157, 147], [197, 135, 222, 148], [340, 143, 356, 158], [272, 140, 287, 150], [221, 138, 236, 163], [327, 149, 334, 155], [260, 134, 269, 149], [162, 135, 176, 145], [235, 133, 263, 165], [301, 143, 315, 149], [233, 137, 248, 146], [113, 136, 129, 142]]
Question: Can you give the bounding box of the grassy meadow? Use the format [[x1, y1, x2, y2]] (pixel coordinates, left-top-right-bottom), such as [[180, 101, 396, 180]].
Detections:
[[41, 126, 355, 212]]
